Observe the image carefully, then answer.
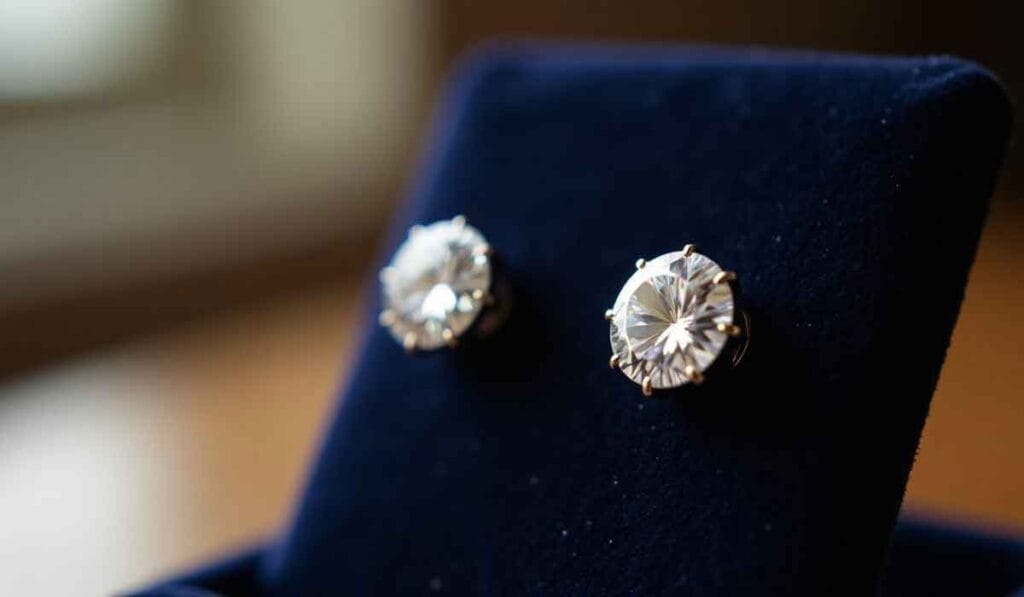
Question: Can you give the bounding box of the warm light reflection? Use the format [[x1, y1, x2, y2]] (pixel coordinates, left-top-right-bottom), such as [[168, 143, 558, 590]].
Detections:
[[0, 354, 182, 594], [0, 285, 360, 595]]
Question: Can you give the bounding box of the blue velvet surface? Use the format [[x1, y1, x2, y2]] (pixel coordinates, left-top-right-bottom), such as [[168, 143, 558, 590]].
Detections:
[[881, 517, 1024, 597], [147, 547, 265, 596], [140, 519, 1024, 596], [141, 45, 1013, 595]]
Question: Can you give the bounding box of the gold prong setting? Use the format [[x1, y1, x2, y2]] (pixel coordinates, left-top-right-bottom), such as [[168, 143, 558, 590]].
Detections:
[[716, 322, 742, 337], [607, 244, 743, 396], [379, 216, 494, 351], [403, 332, 418, 353], [683, 365, 704, 385], [712, 270, 737, 285]]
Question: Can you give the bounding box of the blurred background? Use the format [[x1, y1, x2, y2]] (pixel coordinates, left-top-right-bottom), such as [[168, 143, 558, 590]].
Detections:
[[0, 1, 1020, 594]]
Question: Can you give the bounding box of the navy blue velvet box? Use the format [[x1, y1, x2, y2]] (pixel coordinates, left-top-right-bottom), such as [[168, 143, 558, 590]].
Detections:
[[143, 45, 1017, 596]]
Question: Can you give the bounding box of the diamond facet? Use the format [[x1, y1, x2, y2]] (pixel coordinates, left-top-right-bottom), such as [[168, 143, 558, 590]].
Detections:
[[381, 217, 492, 350], [609, 250, 735, 391]]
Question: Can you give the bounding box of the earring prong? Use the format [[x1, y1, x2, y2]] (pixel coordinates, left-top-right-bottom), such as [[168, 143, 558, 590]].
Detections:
[[635, 258, 647, 270], [716, 322, 742, 337], [378, 310, 396, 327], [451, 214, 466, 229], [609, 355, 620, 369], [682, 244, 696, 257], [402, 332, 418, 353], [442, 328, 458, 348], [641, 376, 654, 397], [471, 289, 496, 306], [683, 365, 704, 384], [712, 271, 736, 285], [604, 309, 615, 321]]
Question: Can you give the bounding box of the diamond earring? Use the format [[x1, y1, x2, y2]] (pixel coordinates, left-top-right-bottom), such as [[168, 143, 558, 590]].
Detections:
[[379, 215, 500, 352], [605, 244, 749, 396]]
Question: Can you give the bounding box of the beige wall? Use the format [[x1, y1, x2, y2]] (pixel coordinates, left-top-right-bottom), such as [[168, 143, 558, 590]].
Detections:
[[0, 1, 432, 310]]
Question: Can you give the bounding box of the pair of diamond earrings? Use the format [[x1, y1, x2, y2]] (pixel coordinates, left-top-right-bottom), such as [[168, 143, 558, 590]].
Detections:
[[378, 216, 748, 397]]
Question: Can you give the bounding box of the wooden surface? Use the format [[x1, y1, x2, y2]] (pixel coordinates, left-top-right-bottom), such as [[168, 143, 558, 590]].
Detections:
[[0, 202, 1020, 596], [904, 199, 1024, 528]]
